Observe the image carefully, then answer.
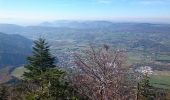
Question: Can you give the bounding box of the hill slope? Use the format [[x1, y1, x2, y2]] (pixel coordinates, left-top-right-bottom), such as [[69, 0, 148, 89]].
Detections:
[[0, 32, 32, 67]]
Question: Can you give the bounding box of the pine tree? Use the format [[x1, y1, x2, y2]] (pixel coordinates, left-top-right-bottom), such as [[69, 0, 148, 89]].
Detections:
[[22, 38, 75, 99], [23, 38, 56, 81], [138, 75, 155, 100]]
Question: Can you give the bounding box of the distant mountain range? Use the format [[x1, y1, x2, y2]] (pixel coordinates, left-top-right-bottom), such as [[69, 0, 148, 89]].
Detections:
[[0, 32, 32, 67], [0, 21, 170, 40], [39, 20, 115, 29], [39, 20, 170, 29]]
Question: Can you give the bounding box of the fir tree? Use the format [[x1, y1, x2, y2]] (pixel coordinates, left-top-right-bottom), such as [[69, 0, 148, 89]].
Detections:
[[138, 75, 155, 100], [22, 38, 76, 99], [23, 38, 56, 81]]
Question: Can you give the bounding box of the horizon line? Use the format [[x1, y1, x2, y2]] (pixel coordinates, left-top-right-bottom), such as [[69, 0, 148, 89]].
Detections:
[[0, 19, 170, 26]]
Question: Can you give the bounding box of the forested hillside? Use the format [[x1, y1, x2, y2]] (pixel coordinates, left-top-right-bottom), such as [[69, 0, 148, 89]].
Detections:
[[0, 32, 32, 67]]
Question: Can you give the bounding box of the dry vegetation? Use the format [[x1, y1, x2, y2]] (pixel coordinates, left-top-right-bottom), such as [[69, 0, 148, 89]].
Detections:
[[72, 45, 137, 100]]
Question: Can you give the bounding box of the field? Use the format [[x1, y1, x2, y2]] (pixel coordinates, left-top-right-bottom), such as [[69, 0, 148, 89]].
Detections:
[[150, 71, 170, 89], [11, 66, 27, 79]]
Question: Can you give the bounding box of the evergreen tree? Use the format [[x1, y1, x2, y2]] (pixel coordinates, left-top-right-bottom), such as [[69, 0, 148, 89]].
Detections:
[[23, 38, 56, 81], [138, 75, 154, 100], [22, 38, 76, 99]]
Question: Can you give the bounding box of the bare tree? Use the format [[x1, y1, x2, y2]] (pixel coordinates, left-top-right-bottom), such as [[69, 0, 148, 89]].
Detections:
[[72, 45, 136, 100]]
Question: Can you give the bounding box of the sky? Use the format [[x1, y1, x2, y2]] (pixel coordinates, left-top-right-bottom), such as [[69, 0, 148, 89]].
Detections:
[[0, 0, 170, 25]]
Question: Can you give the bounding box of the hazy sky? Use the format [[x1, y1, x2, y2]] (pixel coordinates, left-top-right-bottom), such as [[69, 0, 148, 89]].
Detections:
[[0, 0, 170, 25]]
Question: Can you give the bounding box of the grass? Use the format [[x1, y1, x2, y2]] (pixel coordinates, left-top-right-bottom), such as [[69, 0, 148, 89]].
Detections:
[[150, 71, 170, 89], [127, 51, 148, 65], [155, 54, 170, 63], [11, 66, 27, 79], [157, 55, 170, 60]]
